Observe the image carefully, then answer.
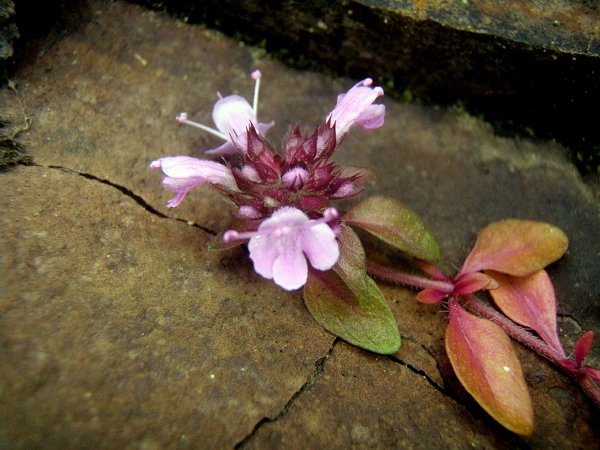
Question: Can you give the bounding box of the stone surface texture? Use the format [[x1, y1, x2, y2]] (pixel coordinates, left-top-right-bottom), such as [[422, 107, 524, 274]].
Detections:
[[0, 1, 599, 448]]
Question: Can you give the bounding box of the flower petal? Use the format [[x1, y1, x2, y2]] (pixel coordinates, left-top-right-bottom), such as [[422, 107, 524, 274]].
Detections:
[[153, 156, 235, 186], [205, 141, 238, 156], [355, 104, 385, 129], [300, 223, 339, 271], [150, 156, 237, 207], [205, 121, 274, 156], [327, 79, 385, 139], [247, 207, 339, 290], [272, 238, 308, 290], [248, 234, 279, 279], [161, 176, 207, 207], [213, 95, 255, 134]]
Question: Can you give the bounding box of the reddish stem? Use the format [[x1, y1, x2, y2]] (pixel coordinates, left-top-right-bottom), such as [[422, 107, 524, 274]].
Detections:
[[367, 261, 453, 293], [463, 294, 600, 408], [579, 376, 600, 407], [462, 294, 564, 362], [367, 262, 600, 408]]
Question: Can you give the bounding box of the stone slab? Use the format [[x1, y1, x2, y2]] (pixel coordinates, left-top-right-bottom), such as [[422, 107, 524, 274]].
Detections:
[[1, 0, 599, 448]]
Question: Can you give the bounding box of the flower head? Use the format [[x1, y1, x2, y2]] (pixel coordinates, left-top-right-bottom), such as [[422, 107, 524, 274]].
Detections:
[[151, 72, 384, 290], [224, 207, 340, 290], [326, 78, 385, 140]]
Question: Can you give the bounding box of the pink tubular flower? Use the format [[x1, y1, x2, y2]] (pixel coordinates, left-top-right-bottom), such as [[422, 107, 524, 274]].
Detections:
[[176, 70, 274, 156], [223, 207, 340, 290], [151, 72, 385, 291], [149, 156, 237, 207], [326, 78, 385, 140]]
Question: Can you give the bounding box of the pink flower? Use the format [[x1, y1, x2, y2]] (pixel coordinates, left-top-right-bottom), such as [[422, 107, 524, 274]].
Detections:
[[224, 207, 340, 290], [176, 70, 274, 155], [149, 156, 237, 207], [326, 78, 385, 140]]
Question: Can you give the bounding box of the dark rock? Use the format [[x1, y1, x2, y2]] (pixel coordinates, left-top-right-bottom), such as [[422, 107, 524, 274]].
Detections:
[[0, 0, 18, 60], [126, 0, 600, 173]]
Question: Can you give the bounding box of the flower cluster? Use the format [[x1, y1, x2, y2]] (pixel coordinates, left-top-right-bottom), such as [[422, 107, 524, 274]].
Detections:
[[151, 71, 385, 290]]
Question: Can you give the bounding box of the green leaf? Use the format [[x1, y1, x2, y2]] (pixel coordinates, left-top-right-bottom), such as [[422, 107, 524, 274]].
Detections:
[[304, 269, 401, 354], [460, 219, 568, 276], [207, 232, 245, 252], [343, 196, 440, 262], [446, 300, 534, 435], [333, 224, 368, 293]]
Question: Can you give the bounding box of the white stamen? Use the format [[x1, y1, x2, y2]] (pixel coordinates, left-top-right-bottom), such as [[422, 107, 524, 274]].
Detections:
[[176, 112, 229, 140], [251, 70, 261, 118]]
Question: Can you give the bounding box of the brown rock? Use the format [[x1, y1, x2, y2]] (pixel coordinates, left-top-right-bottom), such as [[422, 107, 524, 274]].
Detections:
[[1, 1, 598, 448]]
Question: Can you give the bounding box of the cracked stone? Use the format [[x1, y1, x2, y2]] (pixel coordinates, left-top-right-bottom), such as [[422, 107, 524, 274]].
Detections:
[[0, 165, 335, 448], [0, 0, 598, 447]]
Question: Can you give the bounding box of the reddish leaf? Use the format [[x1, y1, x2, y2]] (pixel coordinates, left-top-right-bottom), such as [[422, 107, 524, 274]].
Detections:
[[344, 196, 441, 262], [416, 260, 448, 281], [304, 270, 401, 354], [487, 270, 565, 357], [454, 272, 499, 296], [574, 331, 594, 367], [416, 288, 447, 304], [446, 300, 534, 435], [460, 220, 568, 276]]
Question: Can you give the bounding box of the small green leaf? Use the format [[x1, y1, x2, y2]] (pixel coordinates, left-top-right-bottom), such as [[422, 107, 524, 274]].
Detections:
[[334, 224, 368, 293], [304, 269, 401, 354], [343, 196, 441, 261], [460, 220, 568, 276], [207, 232, 245, 252], [446, 300, 534, 435]]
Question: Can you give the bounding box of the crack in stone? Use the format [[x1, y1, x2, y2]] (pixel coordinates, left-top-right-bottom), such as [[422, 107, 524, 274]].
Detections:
[[234, 339, 339, 449], [38, 163, 217, 235], [388, 354, 448, 397]]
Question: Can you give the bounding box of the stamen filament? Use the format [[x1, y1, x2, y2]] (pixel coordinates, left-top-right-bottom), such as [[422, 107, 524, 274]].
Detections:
[[251, 70, 261, 118], [176, 113, 228, 140]]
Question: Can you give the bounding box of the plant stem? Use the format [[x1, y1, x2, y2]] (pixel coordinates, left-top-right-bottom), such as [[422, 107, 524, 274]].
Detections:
[[463, 294, 564, 362], [367, 261, 453, 293], [579, 376, 600, 407], [367, 261, 600, 407]]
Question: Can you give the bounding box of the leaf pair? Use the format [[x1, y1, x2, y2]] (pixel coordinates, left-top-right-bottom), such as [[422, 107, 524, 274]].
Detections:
[[304, 197, 441, 354], [461, 219, 569, 356], [446, 220, 568, 435]]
